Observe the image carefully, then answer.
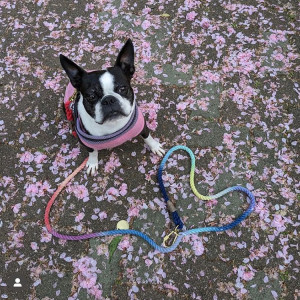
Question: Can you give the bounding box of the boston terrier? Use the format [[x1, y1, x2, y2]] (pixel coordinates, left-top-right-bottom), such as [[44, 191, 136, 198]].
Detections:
[[60, 39, 165, 175]]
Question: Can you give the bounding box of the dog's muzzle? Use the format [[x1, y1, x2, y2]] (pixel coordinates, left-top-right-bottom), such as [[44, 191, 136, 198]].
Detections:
[[100, 96, 126, 123]]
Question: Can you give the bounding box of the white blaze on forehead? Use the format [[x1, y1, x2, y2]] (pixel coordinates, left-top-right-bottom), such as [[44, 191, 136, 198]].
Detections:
[[99, 71, 115, 95]]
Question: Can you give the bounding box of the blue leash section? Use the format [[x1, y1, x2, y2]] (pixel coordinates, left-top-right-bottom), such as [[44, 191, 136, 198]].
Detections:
[[46, 145, 255, 253]]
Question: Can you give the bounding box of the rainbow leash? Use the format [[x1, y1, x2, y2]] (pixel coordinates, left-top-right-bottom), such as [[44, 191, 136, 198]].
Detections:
[[45, 145, 255, 253]]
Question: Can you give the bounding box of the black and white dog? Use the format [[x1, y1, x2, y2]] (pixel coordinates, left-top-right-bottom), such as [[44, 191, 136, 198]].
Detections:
[[60, 39, 165, 175]]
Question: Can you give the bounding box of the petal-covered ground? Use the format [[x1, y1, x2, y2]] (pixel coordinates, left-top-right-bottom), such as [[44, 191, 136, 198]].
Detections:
[[0, 0, 299, 299]]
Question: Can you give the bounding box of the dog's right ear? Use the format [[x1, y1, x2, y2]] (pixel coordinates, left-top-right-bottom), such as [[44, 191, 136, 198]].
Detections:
[[115, 39, 135, 79], [59, 54, 86, 89]]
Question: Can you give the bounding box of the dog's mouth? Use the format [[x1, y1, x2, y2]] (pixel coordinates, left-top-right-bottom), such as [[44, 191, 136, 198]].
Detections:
[[96, 110, 127, 124]]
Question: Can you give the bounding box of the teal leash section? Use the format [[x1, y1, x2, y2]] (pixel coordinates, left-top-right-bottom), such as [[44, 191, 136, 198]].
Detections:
[[45, 145, 256, 253]]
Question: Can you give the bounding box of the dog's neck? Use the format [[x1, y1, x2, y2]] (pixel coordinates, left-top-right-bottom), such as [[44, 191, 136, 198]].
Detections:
[[77, 95, 135, 136]]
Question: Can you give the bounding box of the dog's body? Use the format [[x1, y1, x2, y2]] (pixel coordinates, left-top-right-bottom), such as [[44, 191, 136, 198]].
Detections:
[[60, 39, 165, 175]]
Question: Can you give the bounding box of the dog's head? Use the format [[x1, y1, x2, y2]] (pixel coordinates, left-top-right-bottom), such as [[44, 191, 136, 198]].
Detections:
[[60, 39, 135, 125]]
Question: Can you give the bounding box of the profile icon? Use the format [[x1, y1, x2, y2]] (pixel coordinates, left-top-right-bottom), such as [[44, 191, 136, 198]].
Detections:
[[13, 278, 22, 288], [5, 264, 31, 297]]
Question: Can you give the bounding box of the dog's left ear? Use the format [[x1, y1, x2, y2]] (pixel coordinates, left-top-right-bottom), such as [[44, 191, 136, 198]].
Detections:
[[115, 39, 135, 79]]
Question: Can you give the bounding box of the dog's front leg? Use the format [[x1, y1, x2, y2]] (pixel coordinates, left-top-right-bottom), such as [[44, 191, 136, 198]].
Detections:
[[86, 149, 98, 175], [140, 119, 165, 157]]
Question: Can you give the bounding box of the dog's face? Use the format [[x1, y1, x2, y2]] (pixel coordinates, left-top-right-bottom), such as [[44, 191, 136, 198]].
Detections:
[[60, 39, 135, 125]]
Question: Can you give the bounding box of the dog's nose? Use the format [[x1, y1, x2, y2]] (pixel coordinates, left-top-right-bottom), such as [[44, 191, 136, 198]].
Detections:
[[101, 96, 116, 106]]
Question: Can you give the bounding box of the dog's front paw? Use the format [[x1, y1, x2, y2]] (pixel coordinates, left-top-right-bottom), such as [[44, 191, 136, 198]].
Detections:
[[144, 134, 166, 157], [86, 151, 98, 176], [86, 160, 98, 176], [149, 139, 165, 157]]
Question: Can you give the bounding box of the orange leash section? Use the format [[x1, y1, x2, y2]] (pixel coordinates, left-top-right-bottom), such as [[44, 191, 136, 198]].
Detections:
[[44, 158, 88, 233]]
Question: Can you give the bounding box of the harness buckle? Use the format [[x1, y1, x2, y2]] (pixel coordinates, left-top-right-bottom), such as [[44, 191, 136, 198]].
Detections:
[[162, 225, 179, 247], [69, 90, 78, 102]]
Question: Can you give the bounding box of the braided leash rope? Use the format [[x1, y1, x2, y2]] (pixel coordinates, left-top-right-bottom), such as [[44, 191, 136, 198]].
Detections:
[[45, 145, 255, 253]]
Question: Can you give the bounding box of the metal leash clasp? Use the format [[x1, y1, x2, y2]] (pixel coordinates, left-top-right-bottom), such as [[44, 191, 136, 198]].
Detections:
[[163, 225, 179, 247]]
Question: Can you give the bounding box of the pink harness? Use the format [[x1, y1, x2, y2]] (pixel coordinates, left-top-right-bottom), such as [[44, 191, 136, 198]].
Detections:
[[64, 82, 145, 150]]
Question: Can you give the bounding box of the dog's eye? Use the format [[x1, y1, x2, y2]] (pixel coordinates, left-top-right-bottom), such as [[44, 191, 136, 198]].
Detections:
[[117, 86, 128, 94]]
